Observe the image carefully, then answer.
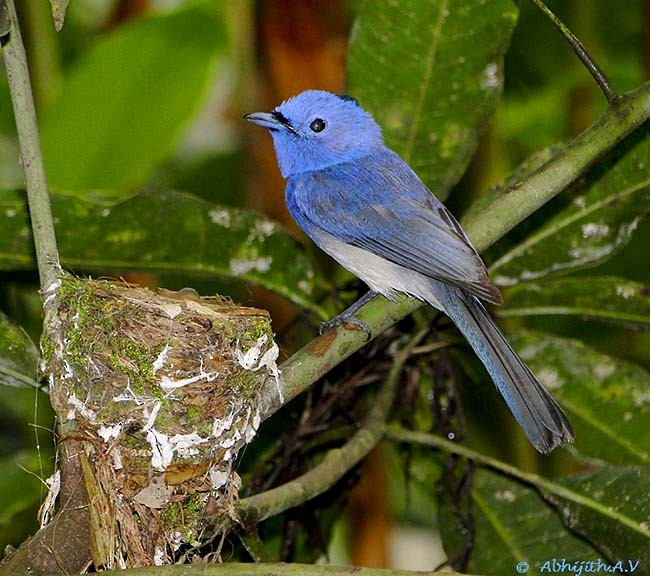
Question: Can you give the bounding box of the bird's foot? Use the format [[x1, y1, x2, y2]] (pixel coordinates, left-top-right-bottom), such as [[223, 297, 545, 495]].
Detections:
[[319, 312, 372, 341], [319, 291, 378, 341]]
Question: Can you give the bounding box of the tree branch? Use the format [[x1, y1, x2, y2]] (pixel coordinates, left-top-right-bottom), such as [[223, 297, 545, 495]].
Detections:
[[0, 438, 92, 575], [239, 331, 426, 524], [0, 0, 60, 292], [258, 80, 650, 423], [463, 82, 649, 253]]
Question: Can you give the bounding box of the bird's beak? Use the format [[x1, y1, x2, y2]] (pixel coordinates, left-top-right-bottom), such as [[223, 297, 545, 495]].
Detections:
[[244, 111, 299, 135], [243, 112, 281, 130]]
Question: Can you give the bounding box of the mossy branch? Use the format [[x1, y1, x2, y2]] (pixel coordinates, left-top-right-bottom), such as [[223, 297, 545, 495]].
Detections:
[[0, 0, 60, 292], [258, 80, 650, 422]]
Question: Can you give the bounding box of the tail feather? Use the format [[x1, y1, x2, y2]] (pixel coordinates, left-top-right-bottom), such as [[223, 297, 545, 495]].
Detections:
[[440, 287, 574, 454]]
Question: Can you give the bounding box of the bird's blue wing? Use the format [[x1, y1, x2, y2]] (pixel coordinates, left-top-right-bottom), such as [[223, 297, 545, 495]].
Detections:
[[288, 149, 502, 304]]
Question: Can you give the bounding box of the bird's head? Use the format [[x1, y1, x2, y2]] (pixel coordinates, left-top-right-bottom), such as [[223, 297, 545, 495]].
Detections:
[[244, 90, 383, 178]]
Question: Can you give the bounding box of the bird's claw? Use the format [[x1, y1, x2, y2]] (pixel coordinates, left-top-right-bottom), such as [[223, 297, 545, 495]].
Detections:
[[320, 314, 372, 341]]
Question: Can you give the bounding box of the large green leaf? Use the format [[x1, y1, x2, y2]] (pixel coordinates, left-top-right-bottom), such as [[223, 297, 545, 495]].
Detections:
[[346, 0, 518, 200], [439, 468, 597, 573], [550, 466, 650, 565], [499, 276, 650, 330], [512, 331, 650, 465], [489, 127, 650, 285], [439, 466, 650, 574], [39, 6, 225, 192], [0, 311, 39, 388], [0, 189, 323, 315]]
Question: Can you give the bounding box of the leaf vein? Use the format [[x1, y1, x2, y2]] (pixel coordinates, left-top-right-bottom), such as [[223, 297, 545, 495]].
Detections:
[[402, 0, 448, 161], [490, 176, 650, 272]]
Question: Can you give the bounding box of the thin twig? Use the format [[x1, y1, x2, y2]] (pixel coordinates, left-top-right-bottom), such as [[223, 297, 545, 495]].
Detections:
[[0, 0, 60, 292], [529, 0, 617, 102], [238, 330, 427, 524]]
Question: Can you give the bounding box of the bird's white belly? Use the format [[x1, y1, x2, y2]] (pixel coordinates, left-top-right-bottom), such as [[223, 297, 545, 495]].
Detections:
[[312, 230, 443, 310]]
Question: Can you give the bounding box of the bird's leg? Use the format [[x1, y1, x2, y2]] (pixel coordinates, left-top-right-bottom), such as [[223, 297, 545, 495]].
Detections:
[[319, 290, 378, 341]]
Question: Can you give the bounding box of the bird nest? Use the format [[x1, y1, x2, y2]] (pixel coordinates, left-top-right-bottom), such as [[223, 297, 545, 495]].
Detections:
[[41, 275, 278, 568]]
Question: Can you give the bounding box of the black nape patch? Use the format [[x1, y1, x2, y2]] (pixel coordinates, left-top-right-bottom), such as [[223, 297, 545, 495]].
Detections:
[[337, 94, 359, 106]]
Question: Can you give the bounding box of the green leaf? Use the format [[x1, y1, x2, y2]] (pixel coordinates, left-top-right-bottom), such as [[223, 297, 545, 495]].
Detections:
[[0, 311, 39, 389], [39, 6, 226, 192], [439, 468, 597, 573], [0, 452, 47, 544], [0, 2, 11, 36], [499, 276, 650, 330], [550, 466, 650, 565], [0, 189, 323, 316], [439, 466, 650, 574], [346, 0, 518, 200], [512, 331, 650, 465], [489, 126, 650, 285]]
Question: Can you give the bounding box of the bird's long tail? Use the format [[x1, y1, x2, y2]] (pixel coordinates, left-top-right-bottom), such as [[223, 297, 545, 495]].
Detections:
[[439, 286, 574, 453]]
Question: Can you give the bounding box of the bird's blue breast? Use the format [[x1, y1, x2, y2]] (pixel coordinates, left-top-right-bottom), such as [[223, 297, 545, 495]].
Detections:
[[285, 163, 360, 244]]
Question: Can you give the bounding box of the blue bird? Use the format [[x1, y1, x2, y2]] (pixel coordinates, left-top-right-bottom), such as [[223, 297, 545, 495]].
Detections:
[[245, 90, 574, 454]]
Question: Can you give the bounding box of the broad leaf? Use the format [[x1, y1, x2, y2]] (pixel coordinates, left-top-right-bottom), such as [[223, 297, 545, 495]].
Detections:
[[512, 331, 650, 465], [439, 468, 597, 573], [489, 127, 650, 285], [346, 0, 518, 200], [0, 311, 39, 388], [550, 466, 650, 565], [499, 276, 650, 330], [0, 189, 323, 315], [439, 466, 650, 574], [40, 6, 225, 192]]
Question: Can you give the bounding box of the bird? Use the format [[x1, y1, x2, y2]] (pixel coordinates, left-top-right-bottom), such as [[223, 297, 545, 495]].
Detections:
[[244, 89, 574, 454]]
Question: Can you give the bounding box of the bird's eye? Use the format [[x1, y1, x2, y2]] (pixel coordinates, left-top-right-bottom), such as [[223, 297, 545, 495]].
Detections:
[[309, 118, 327, 133]]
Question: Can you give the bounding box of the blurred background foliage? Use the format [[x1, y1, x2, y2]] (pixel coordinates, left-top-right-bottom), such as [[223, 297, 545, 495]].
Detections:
[[0, 0, 648, 572]]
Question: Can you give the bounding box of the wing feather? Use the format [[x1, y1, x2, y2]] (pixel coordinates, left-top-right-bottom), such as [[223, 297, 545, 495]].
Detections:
[[289, 149, 502, 304]]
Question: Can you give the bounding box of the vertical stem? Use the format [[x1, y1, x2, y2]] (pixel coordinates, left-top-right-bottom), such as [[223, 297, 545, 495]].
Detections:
[[529, 0, 617, 103], [1, 0, 60, 293]]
